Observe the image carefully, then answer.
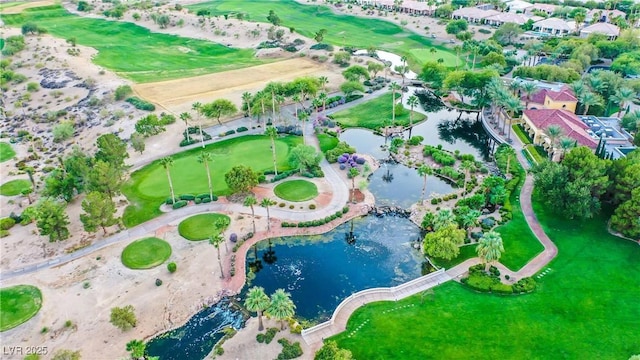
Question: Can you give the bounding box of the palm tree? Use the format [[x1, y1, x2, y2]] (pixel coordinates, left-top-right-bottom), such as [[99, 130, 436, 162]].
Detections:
[[388, 82, 401, 127], [318, 92, 328, 114], [192, 102, 205, 148], [318, 76, 328, 93], [545, 125, 563, 160], [159, 157, 176, 203], [209, 234, 224, 278], [298, 111, 309, 145], [276, 94, 286, 124], [242, 91, 253, 127], [453, 45, 462, 70], [558, 137, 576, 162], [612, 87, 635, 118], [197, 152, 214, 201], [504, 96, 523, 141], [180, 112, 191, 142], [508, 80, 521, 97], [348, 167, 360, 203], [461, 209, 481, 239], [417, 164, 432, 205], [434, 208, 456, 230], [244, 195, 257, 233], [260, 198, 277, 231], [267, 289, 296, 330], [521, 82, 537, 109], [407, 95, 419, 138], [574, 11, 586, 34], [579, 91, 602, 115], [460, 160, 475, 198], [244, 286, 271, 331], [265, 126, 278, 175], [476, 231, 504, 272]]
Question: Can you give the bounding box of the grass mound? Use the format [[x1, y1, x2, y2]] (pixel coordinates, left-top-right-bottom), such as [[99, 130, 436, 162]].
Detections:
[[0, 285, 42, 332], [274, 180, 318, 202], [122, 135, 301, 228], [317, 133, 339, 153], [1, 5, 265, 82], [331, 93, 426, 130], [0, 179, 31, 196], [178, 213, 231, 241], [0, 142, 15, 162], [121, 237, 172, 269]]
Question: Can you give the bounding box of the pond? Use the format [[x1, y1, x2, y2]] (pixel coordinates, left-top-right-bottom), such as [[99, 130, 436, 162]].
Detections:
[[368, 162, 454, 208], [242, 215, 424, 322], [146, 298, 244, 360]]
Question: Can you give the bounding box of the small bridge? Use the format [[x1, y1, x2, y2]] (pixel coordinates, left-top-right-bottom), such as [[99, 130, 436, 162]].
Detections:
[[301, 269, 451, 346]]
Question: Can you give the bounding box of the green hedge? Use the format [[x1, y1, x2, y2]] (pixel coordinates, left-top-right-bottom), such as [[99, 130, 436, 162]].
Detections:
[[126, 97, 155, 111], [172, 200, 188, 209], [282, 206, 349, 228]]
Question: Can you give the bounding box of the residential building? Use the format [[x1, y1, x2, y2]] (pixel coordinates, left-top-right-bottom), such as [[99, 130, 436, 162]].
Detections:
[[585, 9, 626, 24], [522, 109, 598, 157], [580, 116, 637, 159], [505, 0, 533, 13], [451, 7, 501, 23], [533, 18, 573, 36], [521, 86, 578, 113], [484, 12, 540, 26], [580, 22, 620, 40], [526, 3, 557, 16], [355, 0, 437, 15]]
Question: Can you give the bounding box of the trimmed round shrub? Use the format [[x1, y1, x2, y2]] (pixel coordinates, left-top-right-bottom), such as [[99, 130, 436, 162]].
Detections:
[[229, 233, 238, 243], [167, 262, 177, 273], [172, 200, 188, 209], [155, 278, 163, 286]]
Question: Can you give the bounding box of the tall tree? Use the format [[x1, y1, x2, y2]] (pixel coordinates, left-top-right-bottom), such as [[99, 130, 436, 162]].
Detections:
[[95, 133, 128, 169], [298, 111, 310, 144], [288, 144, 321, 173], [434, 208, 457, 230], [579, 91, 603, 115], [225, 165, 258, 194], [388, 82, 401, 126], [318, 76, 329, 93], [110, 305, 137, 331], [504, 96, 523, 141], [367, 61, 384, 79], [242, 91, 253, 119], [267, 289, 296, 330], [476, 230, 504, 272], [80, 191, 118, 234], [35, 198, 70, 242], [209, 234, 225, 278], [417, 164, 433, 204], [192, 102, 205, 148], [180, 112, 191, 142], [201, 99, 238, 126], [86, 160, 123, 200], [610, 187, 640, 239], [348, 167, 360, 203], [130, 132, 146, 154], [459, 208, 481, 239], [612, 87, 635, 118], [407, 95, 419, 137], [260, 198, 277, 231], [265, 126, 279, 175], [545, 125, 563, 160], [197, 152, 214, 201], [460, 160, 475, 198], [244, 286, 271, 331], [244, 195, 258, 233], [558, 137, 576, 161], [521, 82, 537, 109], [159, 157, 176, 203]]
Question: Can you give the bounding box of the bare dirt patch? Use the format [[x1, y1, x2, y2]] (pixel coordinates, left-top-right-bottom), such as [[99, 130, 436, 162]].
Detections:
[[133, 58, 342, 115]]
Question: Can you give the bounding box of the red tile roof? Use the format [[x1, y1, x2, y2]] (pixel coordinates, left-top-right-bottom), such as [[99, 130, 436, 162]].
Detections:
[[524, 109, 598, 148], [522, 86, 577, 105]]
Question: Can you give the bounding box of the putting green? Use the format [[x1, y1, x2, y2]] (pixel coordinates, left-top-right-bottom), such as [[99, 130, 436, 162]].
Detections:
[[0, 179, 31, 196], [274, 180, 318, 202], [0, 143, 16, 162], [121, 237, 172, 269], [122, 135, 302, 228], [0, 285, 42, 332], [178, 213, 231, 241]]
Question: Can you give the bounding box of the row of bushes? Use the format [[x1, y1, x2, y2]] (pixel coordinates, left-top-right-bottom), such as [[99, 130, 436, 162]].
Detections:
[[281, 206, 350, 228], [180, 127, 212, 147], [276, 338, 303, 360], [229, 254, 236, 277], [325, 141, 356, 163], [256, 327, 278, 344], [406, 135, 424, 146], [424, 145, 456, 166], [232, 232, 254, 252], [462, 264, 537, 294], [166, 193, 218, 209], [430, 193, 459, 204], [126, 97, 155, 111], [435, 166, 463, 181]]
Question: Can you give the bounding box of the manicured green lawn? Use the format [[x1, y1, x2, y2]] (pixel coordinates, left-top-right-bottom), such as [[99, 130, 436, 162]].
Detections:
[[274, 180, 318, 202], [0, 142, 16, 162], [121, 237, 172, 269], [331, 93, 426, 130], [122, 135, 302, 228], [188, 0, 463, 69], [0, 285, 42, 332], [178, 213, 231, 241], [1, 6, 266, 82], [331, 196, 640, 359], [317, 133, 339, 153], [0, 179, 31, 196], [409, 48, 462, 67], [430, 243, 477, 269]]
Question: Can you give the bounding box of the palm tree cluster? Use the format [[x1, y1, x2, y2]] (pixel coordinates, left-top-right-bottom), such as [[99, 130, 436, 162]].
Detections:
[[159, 152, 216, 205], [486, 78, 523, 142], [244, 286, 296, 331]]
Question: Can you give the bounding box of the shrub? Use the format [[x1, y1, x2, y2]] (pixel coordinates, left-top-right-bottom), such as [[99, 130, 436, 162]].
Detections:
[[478, 28, 491, 34], [237, 126, 248, 132], [0, 217, 16, 231], [513, 277, 536, 293], [225, 129, 236, 136], [179, 194, 195, 201], [309, 204, 316, 210], [165, 197, 175, 205], [230, 233, 238, 242], [172, 200, 188, 209], [126, 97, 155, 111], [114, 85, 132, 100], [342, 206, 349, 214], [0, 230, 9, 238], [167, 262, 177, 273], [155, 278, 163, 286], [325, 142, 356, 163], [276, 338, 303, 360], [279, 202, 286, 207], [407, 135, 424, 146], [256, 333, 265, 343], [264, 327, 279, 344]]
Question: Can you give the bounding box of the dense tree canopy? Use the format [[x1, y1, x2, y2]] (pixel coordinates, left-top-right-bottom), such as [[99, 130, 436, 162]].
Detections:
[[225, 165, 258, 194]]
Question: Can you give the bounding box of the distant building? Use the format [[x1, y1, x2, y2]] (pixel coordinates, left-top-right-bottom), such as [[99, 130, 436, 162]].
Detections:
[[451, 7, 501, 23], [505, 0, 533, 13], [580, 22, 620, 40], [484, 12, 540, 26], [533, 18, 573, 36], [585, 9, 627, 24], [526, 3, 558, 16], [579, 115, 637, 159], [355, 0, 437, 15], [522, 109, 598, 157]]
